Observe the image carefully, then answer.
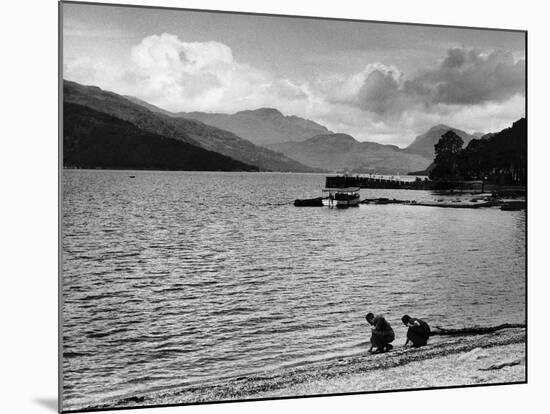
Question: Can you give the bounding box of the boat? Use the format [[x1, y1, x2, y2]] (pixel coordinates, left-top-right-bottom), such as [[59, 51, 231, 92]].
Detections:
[[323, 187, 361, 208], [293, 197, 324, 207]]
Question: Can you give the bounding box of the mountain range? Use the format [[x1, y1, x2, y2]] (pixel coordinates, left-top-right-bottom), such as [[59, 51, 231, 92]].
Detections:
[[268, 133, 433, 174], [125, 95, 454, 173], [178, 108, 332, 146], [65, 80, 490, 174], [64, 81, 316, 172], [123, 97, 332, 147]]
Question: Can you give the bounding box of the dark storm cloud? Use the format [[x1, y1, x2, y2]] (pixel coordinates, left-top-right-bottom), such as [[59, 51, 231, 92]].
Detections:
[[418, 48, 525, 105], [357, 47, 525, 116]]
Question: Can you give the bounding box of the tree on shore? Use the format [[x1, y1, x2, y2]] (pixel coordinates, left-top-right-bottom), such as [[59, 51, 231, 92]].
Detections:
[[428, 118, 526, 185], [459, 119, 526, 185], [429, 131, 464, 180]]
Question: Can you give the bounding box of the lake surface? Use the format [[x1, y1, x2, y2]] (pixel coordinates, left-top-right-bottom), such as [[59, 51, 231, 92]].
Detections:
[[62, 170, 526, 410]]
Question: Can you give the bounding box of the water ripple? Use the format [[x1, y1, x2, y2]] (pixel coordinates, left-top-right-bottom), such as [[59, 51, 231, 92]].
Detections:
[[62, 170, 525, 410]]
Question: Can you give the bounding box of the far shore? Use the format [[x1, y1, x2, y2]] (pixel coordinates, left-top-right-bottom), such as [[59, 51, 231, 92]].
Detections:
[[62, 167, 328, 174], [77, 326, 525, 412]]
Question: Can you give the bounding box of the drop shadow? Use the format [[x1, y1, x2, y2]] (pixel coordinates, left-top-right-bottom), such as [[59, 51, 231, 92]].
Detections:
[[34, 397, 58, 412]]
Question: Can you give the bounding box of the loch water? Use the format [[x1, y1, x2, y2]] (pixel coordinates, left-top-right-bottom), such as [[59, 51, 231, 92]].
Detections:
[[62, 170, 526, 410]]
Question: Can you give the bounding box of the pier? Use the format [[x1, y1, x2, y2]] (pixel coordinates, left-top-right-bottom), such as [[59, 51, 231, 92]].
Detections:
[[325, 175, 527, 194], [325, 175, 434, 190]]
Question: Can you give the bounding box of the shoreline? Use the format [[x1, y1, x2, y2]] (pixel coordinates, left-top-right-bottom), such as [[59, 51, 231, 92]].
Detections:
[[360, 197, 526, 210], [257, 338, 525, 399], [77, 327, 526, 412]]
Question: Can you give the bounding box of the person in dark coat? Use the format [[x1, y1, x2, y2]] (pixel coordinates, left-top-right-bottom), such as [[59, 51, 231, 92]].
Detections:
[[401, 314, 431, 347], [365, 312, 395, 353]]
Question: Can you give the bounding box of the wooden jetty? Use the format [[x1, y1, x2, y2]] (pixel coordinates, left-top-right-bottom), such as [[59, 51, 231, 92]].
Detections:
[[325, 175, 492, 191], [326, 175, 434, 190]]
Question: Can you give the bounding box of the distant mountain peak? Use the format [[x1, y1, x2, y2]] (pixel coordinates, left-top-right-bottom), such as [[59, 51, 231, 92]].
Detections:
[[405, 124, 477, 159], [243, 107, 283, 117], [176, 106, 331, 147], [429, 124, 453, 131]]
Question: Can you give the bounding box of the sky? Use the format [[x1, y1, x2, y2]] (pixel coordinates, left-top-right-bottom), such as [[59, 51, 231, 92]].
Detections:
[[62, 2, 526, 147]]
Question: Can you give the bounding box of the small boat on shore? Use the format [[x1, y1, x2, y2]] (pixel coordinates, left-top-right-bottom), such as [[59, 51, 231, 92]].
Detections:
[[323, 187, 360, 208], [293, 197, 324, 207]]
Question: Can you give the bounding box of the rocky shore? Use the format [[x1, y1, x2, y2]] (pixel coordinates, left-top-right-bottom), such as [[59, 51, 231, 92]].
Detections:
[[79, 326, 525, 411]]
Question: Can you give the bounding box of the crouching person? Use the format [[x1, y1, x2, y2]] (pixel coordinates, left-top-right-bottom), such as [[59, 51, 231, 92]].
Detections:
[[365, 312, 395, 353], [402, 315, 431, 347]]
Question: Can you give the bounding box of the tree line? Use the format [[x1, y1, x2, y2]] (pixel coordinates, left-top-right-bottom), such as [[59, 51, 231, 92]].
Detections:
[[429, 118, 526, 185]]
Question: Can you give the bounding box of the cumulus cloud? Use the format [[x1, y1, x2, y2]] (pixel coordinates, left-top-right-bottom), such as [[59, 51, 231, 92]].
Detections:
[[66, 34, 286, 112], [117, 33, 319, 114], [124, 34, 258, 110], [358, 69, 402, 114], [351, 47, 525, 118], [131, 34, 234, 76]]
